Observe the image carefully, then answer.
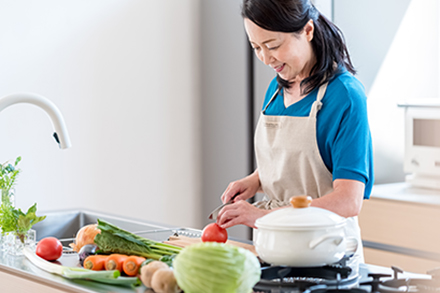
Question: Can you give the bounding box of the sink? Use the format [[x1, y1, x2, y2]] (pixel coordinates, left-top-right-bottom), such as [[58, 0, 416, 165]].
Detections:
[[31, 210, 173, 247], [0, 210, 203, 293]]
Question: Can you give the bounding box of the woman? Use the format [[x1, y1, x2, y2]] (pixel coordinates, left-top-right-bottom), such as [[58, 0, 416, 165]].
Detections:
[[216, 0, 373, 263]]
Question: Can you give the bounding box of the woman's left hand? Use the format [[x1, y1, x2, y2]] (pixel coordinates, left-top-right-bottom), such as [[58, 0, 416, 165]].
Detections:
[[216, 200, 270, 229]]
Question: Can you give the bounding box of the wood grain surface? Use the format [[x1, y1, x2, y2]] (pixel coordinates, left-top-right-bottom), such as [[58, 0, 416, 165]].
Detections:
[[164, 235, 258, 256]]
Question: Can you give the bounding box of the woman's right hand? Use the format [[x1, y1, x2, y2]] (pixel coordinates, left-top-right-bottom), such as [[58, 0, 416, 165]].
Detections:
[[221, 170, 261, 204]]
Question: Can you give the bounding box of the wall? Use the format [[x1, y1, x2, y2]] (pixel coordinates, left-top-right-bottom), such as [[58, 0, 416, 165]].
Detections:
[[200, 0, 249, 239], [0, 0, 202, 229], [334, 0, 440, 184], [2, 0, 439, 241]]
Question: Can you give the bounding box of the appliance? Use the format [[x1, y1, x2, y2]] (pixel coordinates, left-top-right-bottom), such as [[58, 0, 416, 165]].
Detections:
[[398, 99, 440, 189], [254, 262, 439, 293]]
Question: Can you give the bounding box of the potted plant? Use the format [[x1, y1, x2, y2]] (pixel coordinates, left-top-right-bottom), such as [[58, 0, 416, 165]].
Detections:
[[0, 156, 46, 255]]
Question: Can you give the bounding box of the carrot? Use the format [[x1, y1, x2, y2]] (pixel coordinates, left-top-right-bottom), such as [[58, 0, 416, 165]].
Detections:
[[105, 254, 129, 272], [122, 256, 146, 276], [83, 255, 108, 271]]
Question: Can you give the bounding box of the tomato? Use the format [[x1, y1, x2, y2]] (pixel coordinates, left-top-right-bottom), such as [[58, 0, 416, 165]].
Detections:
[[36, 237, 63, 261], [201, 223, 228, 243]]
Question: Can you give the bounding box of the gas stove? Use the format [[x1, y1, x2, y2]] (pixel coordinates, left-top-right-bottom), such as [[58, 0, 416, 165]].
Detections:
[[253, 261, 440, 293]]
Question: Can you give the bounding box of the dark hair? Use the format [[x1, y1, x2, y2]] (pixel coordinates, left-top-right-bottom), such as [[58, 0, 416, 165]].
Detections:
[[242, 0, 356, 94]]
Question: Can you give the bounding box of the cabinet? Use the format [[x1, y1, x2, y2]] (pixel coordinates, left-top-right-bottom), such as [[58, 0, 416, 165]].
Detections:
[[358, 183, 440, 274]]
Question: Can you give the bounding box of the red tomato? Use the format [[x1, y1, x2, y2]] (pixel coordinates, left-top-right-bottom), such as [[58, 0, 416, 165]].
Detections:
[[201, 223, 228, 243], [36, 237, 63, 261]]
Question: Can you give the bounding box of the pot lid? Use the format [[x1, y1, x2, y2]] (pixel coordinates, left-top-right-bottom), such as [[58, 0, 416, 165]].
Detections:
[[255, 195, 346, 230]]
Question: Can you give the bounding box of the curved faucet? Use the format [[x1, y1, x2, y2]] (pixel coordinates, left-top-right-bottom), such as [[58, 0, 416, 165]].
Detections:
[[0, 92, 71, 149]]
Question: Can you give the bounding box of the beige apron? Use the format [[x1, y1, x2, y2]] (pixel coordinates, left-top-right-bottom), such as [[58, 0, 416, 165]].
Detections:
[[253, 83, 364, 265]]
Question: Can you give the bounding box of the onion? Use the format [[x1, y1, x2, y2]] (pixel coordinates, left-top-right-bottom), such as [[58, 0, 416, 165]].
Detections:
[[69, 224, 101, 252]]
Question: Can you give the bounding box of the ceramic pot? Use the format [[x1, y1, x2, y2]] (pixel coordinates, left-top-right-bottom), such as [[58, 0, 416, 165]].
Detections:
[[254, 195, 357, 267]]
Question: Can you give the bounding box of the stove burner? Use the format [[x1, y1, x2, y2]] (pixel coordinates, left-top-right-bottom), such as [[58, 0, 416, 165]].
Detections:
[[253, 264, 440, 293], [256, 264, 357, 290], [306, 286, 369, 293]]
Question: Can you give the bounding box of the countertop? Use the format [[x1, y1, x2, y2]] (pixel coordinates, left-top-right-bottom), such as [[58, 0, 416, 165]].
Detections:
[[370, 182, 440, 206], [0, 249, 432, 293], [0, 209, 434, 293]]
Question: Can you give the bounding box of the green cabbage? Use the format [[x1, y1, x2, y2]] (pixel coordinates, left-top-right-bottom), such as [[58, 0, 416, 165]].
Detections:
[[173, 242, 261, 293]]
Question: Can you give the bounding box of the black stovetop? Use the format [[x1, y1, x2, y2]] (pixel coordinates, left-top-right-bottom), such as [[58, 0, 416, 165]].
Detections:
[[252, 264, 440, 293]]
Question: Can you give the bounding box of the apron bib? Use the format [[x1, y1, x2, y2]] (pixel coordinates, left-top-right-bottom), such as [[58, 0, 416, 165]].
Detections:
[[253, 83, 364, 264]]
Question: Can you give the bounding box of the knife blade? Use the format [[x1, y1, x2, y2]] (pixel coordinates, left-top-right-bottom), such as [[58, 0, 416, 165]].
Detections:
[[208, 193, 239, 220]]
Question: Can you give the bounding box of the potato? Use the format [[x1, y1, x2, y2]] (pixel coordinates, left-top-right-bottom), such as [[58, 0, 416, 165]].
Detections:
[[151, 268, 180, 293], [139, 261, 169, 288]]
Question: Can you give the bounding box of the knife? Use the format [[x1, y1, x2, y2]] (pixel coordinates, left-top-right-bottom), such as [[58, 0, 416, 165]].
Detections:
[[208, 193, 239, 220]]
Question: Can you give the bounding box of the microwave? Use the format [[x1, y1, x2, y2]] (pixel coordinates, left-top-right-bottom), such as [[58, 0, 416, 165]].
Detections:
[[398, 99, 440, 189]]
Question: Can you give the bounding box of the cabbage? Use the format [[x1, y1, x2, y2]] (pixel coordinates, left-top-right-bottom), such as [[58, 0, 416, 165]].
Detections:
[[173, 242, 261, 293]]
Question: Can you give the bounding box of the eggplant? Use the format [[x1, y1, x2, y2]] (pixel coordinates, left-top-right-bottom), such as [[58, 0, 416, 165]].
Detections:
[[78, 244, 98, 266]]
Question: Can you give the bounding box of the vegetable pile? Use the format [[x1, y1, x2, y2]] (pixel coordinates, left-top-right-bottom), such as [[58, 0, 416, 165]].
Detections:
[[94, 219, 182, 259], [173, 242, 261, 293], [23, 247, 140, 287], [66, 219, 184, 290]]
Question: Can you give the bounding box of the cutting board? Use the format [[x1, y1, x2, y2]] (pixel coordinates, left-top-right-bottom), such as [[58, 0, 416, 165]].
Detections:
[[164, 235, 258, 256]]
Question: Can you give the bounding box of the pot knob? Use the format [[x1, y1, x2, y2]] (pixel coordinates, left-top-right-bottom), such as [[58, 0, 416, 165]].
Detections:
[[290, 195, 312, 208]]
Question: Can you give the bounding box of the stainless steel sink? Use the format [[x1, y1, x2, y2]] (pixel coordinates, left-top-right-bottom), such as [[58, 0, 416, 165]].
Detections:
[[31, 209, 173, 247], [1, 210, 201, 293]]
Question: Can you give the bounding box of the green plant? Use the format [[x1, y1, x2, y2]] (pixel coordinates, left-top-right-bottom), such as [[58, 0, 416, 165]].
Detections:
[[0, 203, 46, 243], [0, 156, 21, 204], [0, 156, 46, 243]]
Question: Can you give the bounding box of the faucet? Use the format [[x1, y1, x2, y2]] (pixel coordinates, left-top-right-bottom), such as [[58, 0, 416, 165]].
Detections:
[[0, 92, 71, 149]]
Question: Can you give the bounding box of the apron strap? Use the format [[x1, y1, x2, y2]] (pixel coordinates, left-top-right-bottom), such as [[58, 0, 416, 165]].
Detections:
[[262, 87, 281, 113], [263, 82, 328, 117], [309, 82, 328, 118]]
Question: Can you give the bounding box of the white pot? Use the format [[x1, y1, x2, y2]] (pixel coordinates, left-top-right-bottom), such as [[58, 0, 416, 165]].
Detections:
[[254, 196, 357, 267]]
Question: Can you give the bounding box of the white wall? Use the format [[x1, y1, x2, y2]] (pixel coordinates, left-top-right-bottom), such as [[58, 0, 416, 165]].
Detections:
[[2, 0, 439, 238], [368, 0, 440, 183], [0, 0, 202, 228], [334, 0, 440, 184]]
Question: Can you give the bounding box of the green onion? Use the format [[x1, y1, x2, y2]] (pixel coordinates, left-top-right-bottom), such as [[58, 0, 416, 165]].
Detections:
[[23, 247, 119, 280], [24, 246, 141, 287], [90, 276, 142, 287]]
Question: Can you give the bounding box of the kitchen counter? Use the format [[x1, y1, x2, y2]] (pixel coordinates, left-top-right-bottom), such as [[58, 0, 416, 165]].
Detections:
[[0, 240, 433, 293], [0, 208, 434, 293], [0, 241, 432, 293], [370, 182, 440, 206]]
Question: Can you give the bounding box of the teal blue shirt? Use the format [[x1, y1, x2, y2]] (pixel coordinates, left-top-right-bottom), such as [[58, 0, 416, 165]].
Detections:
[[262, 70, 373, 199]]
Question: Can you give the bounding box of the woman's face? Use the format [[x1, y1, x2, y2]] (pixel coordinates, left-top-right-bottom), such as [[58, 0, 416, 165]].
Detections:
[[244, 18, 316, 83]]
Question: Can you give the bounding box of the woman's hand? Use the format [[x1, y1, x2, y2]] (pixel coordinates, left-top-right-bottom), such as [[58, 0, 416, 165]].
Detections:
[[221, 170, 261, 204], [216, 200, 270, 229]]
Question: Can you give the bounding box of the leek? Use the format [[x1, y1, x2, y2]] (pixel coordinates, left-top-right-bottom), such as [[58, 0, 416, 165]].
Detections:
[[89, 276, 142, 287], [23, 247, 118, 280], [24, 247, 141, 287]]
